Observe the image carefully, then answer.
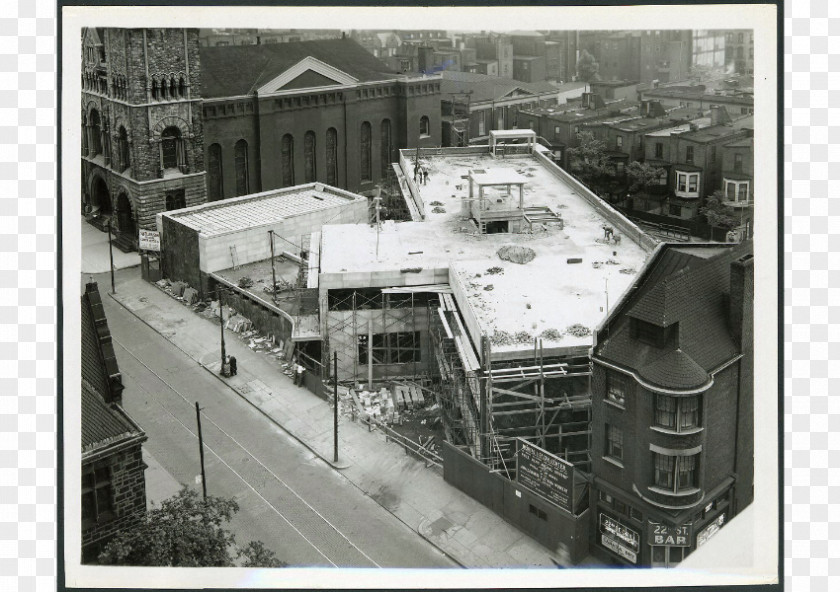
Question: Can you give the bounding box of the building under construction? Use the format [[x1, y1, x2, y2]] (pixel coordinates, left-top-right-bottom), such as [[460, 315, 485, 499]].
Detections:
[[317, 132, 657, 474]]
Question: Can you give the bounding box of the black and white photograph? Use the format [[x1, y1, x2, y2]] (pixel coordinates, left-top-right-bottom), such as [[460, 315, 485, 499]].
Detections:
[[62, 3, 780, 589]]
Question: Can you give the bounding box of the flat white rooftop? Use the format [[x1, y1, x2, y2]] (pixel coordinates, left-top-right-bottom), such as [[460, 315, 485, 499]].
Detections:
[[321, 150, 651, 356], [165, 183, 365, 237]]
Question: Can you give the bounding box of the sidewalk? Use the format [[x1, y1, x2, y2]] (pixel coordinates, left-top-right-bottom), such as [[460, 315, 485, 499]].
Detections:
[[81, 217, 141, 274], [109, 271, 576, 568]]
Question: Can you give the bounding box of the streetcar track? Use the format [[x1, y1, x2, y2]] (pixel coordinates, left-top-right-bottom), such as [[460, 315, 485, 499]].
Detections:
[[113, 337, 381, 568]]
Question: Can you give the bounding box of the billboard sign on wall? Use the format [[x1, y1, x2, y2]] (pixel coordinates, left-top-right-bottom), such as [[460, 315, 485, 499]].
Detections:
[[515, 438, 574, 514], [139, 229, 161, 252]]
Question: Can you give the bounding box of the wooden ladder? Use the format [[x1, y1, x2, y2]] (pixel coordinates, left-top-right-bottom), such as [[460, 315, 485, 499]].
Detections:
[[230, 245, 240, 270]]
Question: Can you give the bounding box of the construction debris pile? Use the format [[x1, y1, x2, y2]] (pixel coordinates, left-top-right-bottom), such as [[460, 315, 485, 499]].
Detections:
[[154, 278, 294, 363], [328, 381, 444, 457]]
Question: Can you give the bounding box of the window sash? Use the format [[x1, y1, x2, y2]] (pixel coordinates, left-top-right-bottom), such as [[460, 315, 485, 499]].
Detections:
[[606, 425, 623, 460], [607, 374, 626, 405], [653, 452, 699, 493], [655, 395, 677, 428]]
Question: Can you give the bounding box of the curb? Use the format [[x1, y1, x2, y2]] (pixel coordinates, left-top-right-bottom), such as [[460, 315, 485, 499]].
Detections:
[[108, 290, 466, 568]]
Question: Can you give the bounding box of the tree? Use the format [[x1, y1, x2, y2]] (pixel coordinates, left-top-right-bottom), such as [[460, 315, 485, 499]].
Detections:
[[699, 190, 739, 230], [626, 161, 667, 194], [567, 131, 610, 192], [576, 49, 601, 83], [98, 487, 287, 567]]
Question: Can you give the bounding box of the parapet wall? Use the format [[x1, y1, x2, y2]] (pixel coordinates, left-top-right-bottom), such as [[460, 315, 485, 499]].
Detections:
[[531, 150, 658, 253]]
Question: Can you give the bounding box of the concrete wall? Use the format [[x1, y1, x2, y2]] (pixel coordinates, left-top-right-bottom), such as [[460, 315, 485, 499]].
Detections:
[[448, 267, 485, 363], [158, 212, 201, 289], [532, 150, 658, 252], [198, 201, 367, 274]]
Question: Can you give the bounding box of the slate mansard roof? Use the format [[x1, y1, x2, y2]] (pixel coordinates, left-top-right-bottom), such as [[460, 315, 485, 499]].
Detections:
[[595, 242, 752, 391], [201, 38, 401, 98]]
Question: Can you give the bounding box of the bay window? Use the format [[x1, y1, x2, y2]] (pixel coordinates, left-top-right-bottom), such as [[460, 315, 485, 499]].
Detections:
[[675, 171, 700, 197], [654, 394, 701, 432], [653, 452, 699, 493]]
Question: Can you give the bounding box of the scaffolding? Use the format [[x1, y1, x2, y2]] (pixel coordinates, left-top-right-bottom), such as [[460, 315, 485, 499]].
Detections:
[[428, 296, 593, 474], [323, 287, 441, 386]]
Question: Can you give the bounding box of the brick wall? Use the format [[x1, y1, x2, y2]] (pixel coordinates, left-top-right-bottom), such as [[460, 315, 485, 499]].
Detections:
[[81, 444, 147, 563]]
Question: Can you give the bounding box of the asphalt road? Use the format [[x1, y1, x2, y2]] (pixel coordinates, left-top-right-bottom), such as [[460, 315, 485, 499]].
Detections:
[[93, 270, 457, 569]]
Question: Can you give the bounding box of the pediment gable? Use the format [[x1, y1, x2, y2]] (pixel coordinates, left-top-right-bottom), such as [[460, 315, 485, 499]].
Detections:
[[501, 87, 536, 100], [256, 56, 358, 95]]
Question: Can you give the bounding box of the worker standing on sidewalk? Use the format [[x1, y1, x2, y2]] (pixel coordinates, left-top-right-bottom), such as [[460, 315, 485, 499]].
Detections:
[[229, 355, 237, 376], [295, 362, 305, 387]]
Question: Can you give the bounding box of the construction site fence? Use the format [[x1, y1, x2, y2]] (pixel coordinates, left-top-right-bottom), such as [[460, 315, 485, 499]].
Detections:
[[352, 413, 444, 471], [531, 150, 659, 253], [441, 441, 590, 564]]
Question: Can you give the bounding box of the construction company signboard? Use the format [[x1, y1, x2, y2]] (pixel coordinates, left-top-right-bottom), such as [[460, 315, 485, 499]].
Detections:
[[696, 513, 726, 548], [599, 513, 640, 564], [648, 522, 693, 547], [139, 229, 160, 252], [515, 438, 574, 514]]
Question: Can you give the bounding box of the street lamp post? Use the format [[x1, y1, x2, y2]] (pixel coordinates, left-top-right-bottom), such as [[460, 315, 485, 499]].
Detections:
[[107, 219, 116, 294], [219, 288, 226, 374]]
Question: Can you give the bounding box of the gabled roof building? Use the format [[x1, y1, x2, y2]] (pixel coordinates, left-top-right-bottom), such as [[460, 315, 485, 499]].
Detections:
[[200, 38, 442, 200], [81, 281, 147, 563]]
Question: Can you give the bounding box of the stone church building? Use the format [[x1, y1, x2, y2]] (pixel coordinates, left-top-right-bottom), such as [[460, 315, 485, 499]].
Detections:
[[82, 28, 441, 249], [81, 27, 207, 249]]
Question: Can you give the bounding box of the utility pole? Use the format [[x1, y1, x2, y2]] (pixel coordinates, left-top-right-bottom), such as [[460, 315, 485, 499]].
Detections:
[[604, 277, 610, 316], [333, 352, 339, 463], [195, 402, 207, 499], [219, 288, 226, 374], [107, 219, 115, 294], [373, 195, 382, 259], [268, 229, 277, 301]]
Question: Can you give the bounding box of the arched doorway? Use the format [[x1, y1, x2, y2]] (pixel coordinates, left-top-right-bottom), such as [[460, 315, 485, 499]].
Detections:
[[116, 193, 136, 239], [91, 176, 112, 215]]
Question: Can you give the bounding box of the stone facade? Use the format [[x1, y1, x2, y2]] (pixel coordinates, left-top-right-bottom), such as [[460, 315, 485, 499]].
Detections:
[[81, 443, 147, 563], [81, 27, 207, 240]]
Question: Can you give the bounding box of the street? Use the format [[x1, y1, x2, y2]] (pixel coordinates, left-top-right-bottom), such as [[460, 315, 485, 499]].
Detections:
[[94, 269, 457, 569]]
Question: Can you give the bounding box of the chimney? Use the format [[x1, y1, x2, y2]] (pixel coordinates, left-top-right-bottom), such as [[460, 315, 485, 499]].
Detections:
[[710, 105, 732, 126], [729, 252, 754, 351], [83, 281, 125, 405]]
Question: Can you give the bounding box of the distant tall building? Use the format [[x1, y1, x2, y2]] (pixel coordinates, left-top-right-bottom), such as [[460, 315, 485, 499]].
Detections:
[[81, 28, 207, 248], [691, 30, 727, 69], [725, 29, 754, 75]]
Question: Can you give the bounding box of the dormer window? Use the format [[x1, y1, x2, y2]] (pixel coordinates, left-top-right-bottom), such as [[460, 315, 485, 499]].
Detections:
[[633, 319, 666, 347]]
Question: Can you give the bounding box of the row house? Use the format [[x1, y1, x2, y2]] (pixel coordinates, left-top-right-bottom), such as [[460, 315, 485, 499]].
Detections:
[[641, 111, 753, 220], [640, 84, 754, 118], [590, 242, 753, 567], [439, 71, 576, 147], [516, 94, 639, 168]]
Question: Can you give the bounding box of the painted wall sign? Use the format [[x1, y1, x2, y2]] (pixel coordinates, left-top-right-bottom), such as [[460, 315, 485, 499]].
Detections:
[[600, 513, 640, 553], [601, 533, 637, 564], [139, 229, 161, 252], [516, 438, 574, 513], [696, 513, 726, 547], [648, 522, 693, 547]]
